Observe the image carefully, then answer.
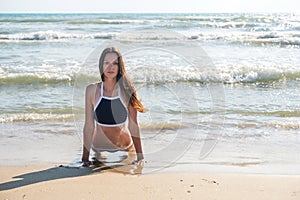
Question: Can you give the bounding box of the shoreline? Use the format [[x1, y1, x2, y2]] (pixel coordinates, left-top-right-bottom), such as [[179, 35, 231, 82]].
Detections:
[[1, 165, 299, 200]]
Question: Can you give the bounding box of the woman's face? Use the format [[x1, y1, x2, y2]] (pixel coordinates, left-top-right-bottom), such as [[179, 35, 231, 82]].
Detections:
[[103, 53, 119, 80]]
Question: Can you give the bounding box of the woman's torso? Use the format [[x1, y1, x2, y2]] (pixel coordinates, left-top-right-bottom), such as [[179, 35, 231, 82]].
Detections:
[[92, 82, 132, 150]]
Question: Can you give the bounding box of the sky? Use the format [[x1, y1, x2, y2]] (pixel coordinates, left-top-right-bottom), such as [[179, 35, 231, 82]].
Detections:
[[0, 0, 299, 13]]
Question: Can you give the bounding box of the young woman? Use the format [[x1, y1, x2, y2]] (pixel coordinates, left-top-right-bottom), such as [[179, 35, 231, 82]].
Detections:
[[81, 47, 146, 167]]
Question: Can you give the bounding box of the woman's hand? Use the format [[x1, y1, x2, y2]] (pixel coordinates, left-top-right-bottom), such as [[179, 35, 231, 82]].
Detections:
[[131, 159, 146, 174], [132, 159, 146, 167], [81, 160, 94, 167], [136, 159, 145, 167]]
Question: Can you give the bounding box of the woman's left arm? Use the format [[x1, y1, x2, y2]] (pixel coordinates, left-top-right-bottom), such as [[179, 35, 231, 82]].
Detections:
[[128, 105, 144, 161]]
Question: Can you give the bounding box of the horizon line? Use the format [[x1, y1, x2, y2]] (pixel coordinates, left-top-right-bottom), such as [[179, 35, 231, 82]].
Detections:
[[0, 11, 299, 14]]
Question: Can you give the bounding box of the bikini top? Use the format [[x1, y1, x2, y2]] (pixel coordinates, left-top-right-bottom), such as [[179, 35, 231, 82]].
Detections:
[[94, 83, 128, 127]]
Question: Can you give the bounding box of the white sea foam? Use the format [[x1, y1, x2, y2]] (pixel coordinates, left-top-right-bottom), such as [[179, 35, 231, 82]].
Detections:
[[1, 62, 299, 84], [0, 31, 116, 41], [0, 113, 74, 123]]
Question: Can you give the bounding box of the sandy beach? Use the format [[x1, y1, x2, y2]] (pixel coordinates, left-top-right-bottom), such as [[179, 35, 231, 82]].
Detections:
[[0, 165, 299, 200]]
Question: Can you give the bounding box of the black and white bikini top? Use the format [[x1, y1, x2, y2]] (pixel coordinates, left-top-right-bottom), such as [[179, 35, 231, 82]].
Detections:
[[94, 83, 128, 127]]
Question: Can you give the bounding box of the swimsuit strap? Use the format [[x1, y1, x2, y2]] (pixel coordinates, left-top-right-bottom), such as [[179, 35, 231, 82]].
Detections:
[[100, 82, 104, 97], [117, 83, 121, 97], [94, 83, 101, 105]]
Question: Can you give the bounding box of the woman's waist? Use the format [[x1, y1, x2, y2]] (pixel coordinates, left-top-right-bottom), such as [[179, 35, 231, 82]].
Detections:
[[96, 125, 130, 137], [94, 126, 132, 149]]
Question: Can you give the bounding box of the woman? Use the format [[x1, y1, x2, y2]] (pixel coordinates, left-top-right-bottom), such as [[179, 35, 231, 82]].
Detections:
[[81, 47, 146, 167]]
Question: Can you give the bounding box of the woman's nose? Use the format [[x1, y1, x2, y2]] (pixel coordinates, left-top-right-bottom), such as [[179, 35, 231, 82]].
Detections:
[[106, 63, 114, 68]]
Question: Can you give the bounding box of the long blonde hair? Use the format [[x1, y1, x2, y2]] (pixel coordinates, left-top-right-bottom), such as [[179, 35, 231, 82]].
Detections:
[[99, 47, 146, 113]]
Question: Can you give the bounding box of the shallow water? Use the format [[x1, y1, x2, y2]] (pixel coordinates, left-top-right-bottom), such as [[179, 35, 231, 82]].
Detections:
[[0, 13, 299, 174]]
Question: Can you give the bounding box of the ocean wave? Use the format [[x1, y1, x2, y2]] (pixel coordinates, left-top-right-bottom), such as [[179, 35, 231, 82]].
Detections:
[[1, 29, 299, 48], [231, 110, 300, 118], [172, 15, 278, 23], [0, 17, 142, 25], [199, 119, 300, 131], [2, 64, 299, 85], [125, 64, 300, 84], [0, 113, 74, 123], [215, 65, 300, 83], [188, 31, 300, 47], [0, 18, 66, 23], [0, 63, 79, 84], [139, 118, 300, 132], [67, 19, 136, 25], [236, 121, 300, 130], [244, 39, 300, 47], [140, 122, 187, 131], [203, 22, 257, 29], [0, 31, 115, 41], [2, 113, 298, 132], [169, 14, 300, 32], [0, 74, 75, 84], [0, 61, 80, 85], [264, 122, 300, 130]]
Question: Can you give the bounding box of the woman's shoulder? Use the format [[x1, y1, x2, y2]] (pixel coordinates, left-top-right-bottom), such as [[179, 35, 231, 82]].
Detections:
[[85, 82, 102, 93], [86, 82, 102, 88]]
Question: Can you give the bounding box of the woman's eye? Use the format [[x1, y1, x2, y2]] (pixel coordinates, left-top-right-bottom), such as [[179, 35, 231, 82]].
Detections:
[[104, 62, 118, 66]]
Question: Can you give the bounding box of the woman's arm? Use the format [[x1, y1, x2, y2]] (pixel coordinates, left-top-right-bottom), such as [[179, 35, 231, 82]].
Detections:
[[81, 84, 95, 163], [128, 105, 144, 161]]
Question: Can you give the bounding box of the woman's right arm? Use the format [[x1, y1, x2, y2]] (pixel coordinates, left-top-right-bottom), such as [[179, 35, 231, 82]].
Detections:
[[81, 84, 95, 164]]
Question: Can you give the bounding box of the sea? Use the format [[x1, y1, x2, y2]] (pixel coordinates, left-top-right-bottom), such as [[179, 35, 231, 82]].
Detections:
[[0, 13, 299, 174]]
